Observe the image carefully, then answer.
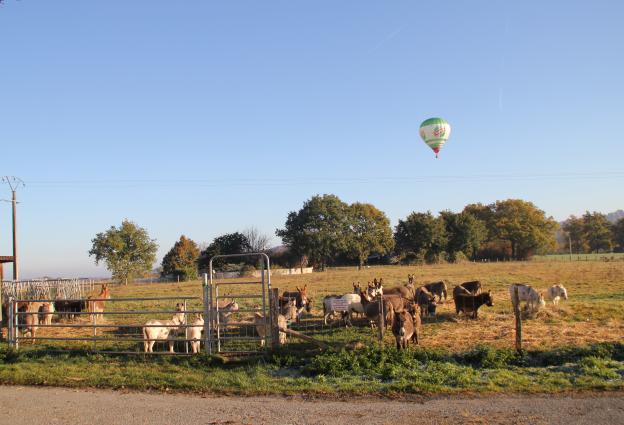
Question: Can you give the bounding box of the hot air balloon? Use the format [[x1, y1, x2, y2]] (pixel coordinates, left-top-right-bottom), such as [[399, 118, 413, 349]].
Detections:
[[419, 117, 451, 158]]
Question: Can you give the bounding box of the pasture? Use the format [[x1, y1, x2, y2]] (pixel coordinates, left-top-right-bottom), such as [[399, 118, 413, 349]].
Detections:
[[1, 261, 623, 395]]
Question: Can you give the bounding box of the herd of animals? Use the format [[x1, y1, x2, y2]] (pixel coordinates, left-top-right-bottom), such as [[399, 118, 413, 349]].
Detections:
[[321, 275, 569, 350], [2, 277, 569, 353]]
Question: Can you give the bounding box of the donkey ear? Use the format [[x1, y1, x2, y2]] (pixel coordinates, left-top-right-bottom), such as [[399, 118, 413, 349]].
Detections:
[[296, 286, 300, 292]]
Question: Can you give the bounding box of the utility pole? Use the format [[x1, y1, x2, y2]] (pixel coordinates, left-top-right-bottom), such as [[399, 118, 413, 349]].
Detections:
[[2, 176, 24, 281]]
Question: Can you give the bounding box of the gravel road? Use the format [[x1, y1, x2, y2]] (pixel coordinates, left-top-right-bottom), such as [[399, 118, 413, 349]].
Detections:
[[0, 386, 622, 425]]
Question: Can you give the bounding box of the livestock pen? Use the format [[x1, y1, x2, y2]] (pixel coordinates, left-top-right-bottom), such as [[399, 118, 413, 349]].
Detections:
[[2, 261, 622, 355]]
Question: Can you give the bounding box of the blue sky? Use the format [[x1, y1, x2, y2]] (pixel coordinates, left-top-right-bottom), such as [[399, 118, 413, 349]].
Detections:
[[1, 1, 622, 278]]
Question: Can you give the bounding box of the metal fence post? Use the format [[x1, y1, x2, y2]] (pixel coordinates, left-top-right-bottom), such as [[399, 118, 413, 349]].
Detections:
[[183, 299, 188, 354], [203, 273, 212, 355], [92, 313, 97, 352]]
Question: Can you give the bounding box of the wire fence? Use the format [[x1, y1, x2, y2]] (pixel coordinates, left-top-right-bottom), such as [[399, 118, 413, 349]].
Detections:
[[1, 279, 97, 301]]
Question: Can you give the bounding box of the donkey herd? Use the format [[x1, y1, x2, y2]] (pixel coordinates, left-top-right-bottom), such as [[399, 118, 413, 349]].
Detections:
[[2, 276, 569, 353], [322, 275, 568, 350]]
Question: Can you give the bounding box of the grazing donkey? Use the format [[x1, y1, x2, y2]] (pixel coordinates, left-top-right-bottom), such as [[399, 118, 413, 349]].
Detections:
[[416, 286, 437, 319], [509, 283, 545, 313], [545, 284, 568, 305], [87, 284, 110, 321], [454, 291, 494, 319], [143, 303, 186, 353], [423, 281, 448, 303]]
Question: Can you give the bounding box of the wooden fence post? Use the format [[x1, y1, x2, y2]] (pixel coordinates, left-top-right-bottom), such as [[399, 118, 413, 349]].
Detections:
[[270, 288, 280, 349], [377, 295, 384, 344], [513, 286, 522, 352]]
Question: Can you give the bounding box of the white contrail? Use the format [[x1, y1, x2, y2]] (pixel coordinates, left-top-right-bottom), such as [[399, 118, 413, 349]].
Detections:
[[368, 25, 404, 54]]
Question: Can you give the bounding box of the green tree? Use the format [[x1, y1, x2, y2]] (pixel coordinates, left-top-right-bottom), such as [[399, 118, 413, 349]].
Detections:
[[347, 202, 394, 268], [562, 215, 587, 253], [276, 194, 351, 270], [491, 199, 558, 259], [613, 218, 624, 252], [440, 210, 487, 261], [582, 211, 613, 253], [394, 212, 447, 264], [463, 203, 495, 240], [161, 235, 200, 281], [89, 220, 158, 285], [198, 232, 252, 269]]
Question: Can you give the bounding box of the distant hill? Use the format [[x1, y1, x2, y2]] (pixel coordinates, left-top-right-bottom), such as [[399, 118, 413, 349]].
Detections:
[[607, 210, 624, 223]]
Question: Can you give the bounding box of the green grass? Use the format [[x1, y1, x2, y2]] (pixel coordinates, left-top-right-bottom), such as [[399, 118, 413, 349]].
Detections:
[[0, 342, 622, 395], [532, 253, 624, 262], [2, 261, 623, 395]]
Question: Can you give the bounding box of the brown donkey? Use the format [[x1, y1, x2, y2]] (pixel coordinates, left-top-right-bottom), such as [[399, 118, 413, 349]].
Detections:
[[87, 284, 110, 321]]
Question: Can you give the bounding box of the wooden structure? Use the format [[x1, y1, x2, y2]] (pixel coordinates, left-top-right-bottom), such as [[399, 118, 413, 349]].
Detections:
[[0, 256, 15, 281]]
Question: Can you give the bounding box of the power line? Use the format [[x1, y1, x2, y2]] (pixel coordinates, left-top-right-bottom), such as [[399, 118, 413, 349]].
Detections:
[[23, 171, 624, 188]]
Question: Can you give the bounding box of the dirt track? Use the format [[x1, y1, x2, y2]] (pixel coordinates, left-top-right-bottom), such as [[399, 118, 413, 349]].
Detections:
[[0, 386, 623, 425]]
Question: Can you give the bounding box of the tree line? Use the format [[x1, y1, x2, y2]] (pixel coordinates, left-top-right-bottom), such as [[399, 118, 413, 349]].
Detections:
[[89, 195, 606, 283], [561, 212, 624, 254]]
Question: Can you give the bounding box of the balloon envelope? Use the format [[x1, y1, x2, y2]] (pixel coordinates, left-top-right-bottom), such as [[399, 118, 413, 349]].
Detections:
[[419, 117, 451, 158]]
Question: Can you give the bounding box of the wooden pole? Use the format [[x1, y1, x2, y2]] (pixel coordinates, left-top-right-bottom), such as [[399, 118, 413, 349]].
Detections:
[[279, 327, 329, 349], [513, 286, 522, 352], [377, 295, 384, 344], [12, 190, 18, 281], [269, 288, 280, 349]]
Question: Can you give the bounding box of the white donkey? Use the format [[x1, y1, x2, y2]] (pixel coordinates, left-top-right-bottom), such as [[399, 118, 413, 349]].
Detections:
[[545, 284, 568, 305], [143, 303, 186, 353], [509, 283, 545, 313]]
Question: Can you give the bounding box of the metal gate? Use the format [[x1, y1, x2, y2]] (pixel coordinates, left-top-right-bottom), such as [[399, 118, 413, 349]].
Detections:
[[203, 253, 271, 355]]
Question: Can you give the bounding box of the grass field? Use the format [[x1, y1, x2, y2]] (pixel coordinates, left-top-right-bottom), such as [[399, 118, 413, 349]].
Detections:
[[532, 253, 624, 262], [1, 261, 623, 395]]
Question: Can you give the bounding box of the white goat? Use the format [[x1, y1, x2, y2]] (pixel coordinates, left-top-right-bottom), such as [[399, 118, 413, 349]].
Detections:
[[143, 303, 186, 353], [188, 314, 204, 354]]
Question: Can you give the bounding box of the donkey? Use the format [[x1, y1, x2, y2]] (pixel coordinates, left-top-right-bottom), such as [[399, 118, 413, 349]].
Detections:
[[143, 303, 186, 353], [510, 283, 545, 313], [366, 280, 384, 299], [254, 312, 288, 347], [87, 284, 110, 321], [423, 281, 448, 303], [454, 291, 494, 319], [392, 309, 420, 350], [18, 302, 44, 343], [416, 286, 437, 319], [39, 302, 55, 326], [459, 280, 482, 295], [281, 285, 311, 322], [358, 290, 394, 329], [545, 284, 568, 305]]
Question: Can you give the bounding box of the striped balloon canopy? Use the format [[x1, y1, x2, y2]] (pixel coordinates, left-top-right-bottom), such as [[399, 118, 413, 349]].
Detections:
[[419, 117, 451, 158]]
